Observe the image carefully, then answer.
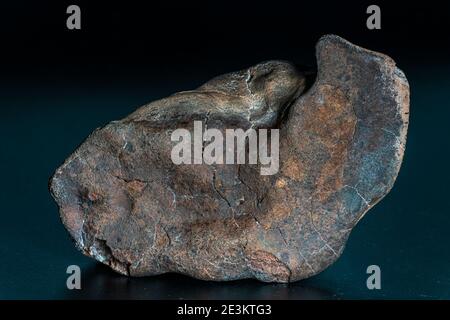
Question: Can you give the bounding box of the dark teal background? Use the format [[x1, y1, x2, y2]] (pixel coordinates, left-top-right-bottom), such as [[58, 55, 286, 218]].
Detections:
[[0, 1, 449, 299]]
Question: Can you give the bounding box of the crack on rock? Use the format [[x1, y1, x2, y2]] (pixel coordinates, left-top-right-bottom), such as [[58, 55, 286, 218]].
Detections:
[[237, 165, 252, 192], [343, 184, 369, 207], [257, 189, 269, 209], [167, 185, 177, 208], [245, 69, 254, 95], [112, 175, 150, 185], [308, 211, 338, 258], [89, 238, 131, 276], [276, 226, 289, 247], [248, 210, 262, 226], [245, 250, 292, 283], [298, 250, 315, 274], [202, 111, 211, 154], [212, 170, 233, 210], [163, 226, 172, 247]]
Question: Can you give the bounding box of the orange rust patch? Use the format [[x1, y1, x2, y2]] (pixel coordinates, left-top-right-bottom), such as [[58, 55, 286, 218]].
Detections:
[[246, 250, 290, 282], [281, 157, 305, 181], [275, 178, 287, 188], [269, 201, 291, 222], [127, 180, 147, 196], [305, 85, 357, 202], [62, 206, 83, 240], [154, 225, 171, 249], [88, 191, 101, 202]]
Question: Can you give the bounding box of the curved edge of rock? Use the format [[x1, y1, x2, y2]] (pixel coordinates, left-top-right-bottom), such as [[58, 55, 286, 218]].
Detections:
[[316, 34, 409, 224], [274, 35, 409, 282]]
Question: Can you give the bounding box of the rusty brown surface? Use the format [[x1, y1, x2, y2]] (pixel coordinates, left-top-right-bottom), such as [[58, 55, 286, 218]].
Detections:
[[50, 35, 409, 282]]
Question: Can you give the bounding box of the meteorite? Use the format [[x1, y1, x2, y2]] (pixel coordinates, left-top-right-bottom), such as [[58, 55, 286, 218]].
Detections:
[[50, 35, 409, 282]]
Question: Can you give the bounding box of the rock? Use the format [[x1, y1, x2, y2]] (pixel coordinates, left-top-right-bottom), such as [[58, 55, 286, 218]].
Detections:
[[50, 35, 409, 282]]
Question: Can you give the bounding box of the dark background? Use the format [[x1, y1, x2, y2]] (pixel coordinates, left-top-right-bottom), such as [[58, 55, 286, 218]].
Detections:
[[1, 0, 449, 299]]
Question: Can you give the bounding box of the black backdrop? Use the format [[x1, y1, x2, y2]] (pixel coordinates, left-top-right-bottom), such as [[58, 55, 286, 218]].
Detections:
[[2, 1, 450, 86], [1, 1, 450, 299]]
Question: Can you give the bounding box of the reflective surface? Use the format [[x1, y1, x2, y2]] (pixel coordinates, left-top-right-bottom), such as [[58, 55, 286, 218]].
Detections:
[[61, 264, 334, 300]]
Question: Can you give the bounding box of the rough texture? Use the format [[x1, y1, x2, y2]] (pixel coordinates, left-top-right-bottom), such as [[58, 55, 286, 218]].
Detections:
[[50, 35, 409, 282]]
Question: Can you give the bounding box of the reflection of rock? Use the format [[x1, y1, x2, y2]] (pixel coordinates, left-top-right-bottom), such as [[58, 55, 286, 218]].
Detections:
[[50, 35, 409, 283], [63, 264, 334, 300]]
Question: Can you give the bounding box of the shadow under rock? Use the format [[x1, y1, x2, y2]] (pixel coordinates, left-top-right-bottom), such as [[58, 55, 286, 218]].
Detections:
[[62, 263, 336, 300]]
